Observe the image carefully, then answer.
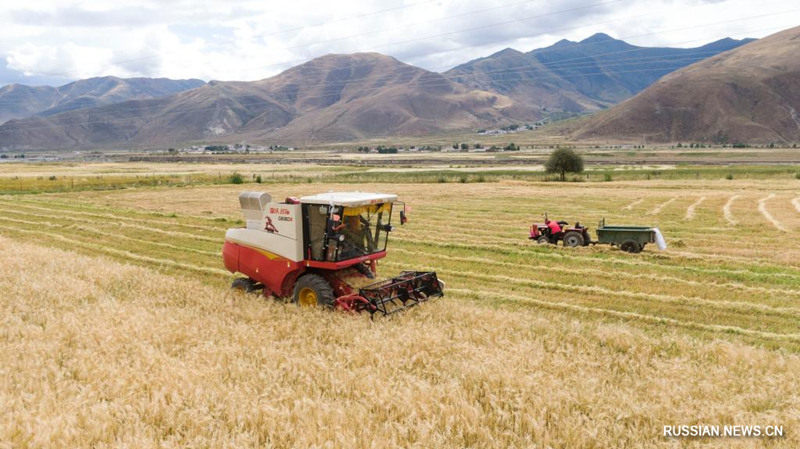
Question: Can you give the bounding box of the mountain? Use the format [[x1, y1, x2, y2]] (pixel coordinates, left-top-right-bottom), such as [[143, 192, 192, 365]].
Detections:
[[0, 77, 205, 124], [571, 26, 800, 143], [446, 33, 754, 112], [0, 53, 532, 149]]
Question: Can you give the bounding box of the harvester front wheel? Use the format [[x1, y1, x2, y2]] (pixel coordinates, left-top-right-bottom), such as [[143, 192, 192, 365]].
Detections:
[[293, 274, 335, 308], [536, 236, 551, 245], [231, 277, 257, 293], [563, 231, 585, 247]]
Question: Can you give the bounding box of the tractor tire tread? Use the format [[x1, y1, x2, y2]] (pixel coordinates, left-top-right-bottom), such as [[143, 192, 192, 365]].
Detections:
[[563, 231, 585, 247]]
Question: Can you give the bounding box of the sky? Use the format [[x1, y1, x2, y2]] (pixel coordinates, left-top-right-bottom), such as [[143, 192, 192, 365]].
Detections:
[[0, 0, 797, 87]]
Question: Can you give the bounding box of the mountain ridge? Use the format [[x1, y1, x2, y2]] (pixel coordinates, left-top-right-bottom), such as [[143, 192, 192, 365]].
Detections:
[[0, 32, 770, 149], [571, 26, 800, 143], [0, 76, 205, 124]]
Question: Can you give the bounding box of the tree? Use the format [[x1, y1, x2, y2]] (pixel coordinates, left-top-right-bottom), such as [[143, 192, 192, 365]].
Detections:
[[545, 147, 584, 181]]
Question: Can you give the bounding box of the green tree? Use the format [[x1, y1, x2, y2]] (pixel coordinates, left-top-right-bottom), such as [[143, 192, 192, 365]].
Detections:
[[545, 147, 584, 181]]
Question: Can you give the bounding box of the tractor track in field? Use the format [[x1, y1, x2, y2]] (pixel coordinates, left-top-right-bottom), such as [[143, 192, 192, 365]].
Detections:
[[622, 198, 643, 211], [386, 262, 800, 320], [0, 206, 220, 243], [391, 236, 800, 280], [0, 224, 228, 276], [647, 197, 678, 215], [415, 218, 752, 247], [450, 288, 800, 343], [723, 195, 739, 225], [398, 225, 792, 269], [0, 214, 218, 257], [758, 194, 788, 232], [684, 197, 706, 220], [0, 199, 225, 233], [390, 248, 800, 298], [17, 196, 238, 224]]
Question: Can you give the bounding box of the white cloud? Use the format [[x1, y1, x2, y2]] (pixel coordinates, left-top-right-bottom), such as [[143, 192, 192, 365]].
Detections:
[[0, 0, 797, 86]]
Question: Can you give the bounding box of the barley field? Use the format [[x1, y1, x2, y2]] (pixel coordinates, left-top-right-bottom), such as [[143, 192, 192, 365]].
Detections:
[[2, 164, 800, 447]]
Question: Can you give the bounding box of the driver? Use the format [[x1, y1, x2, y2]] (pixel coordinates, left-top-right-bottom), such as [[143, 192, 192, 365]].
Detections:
[[340, 215, 369, 257], [545, 219, 563, 241]]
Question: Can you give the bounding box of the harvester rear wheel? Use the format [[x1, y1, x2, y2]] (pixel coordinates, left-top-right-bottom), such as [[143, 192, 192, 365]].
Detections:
[[563, 231, 584, 247], [293, 274, 335, 308], [537, 236, 551, 245], [231, 277, 257, 293]]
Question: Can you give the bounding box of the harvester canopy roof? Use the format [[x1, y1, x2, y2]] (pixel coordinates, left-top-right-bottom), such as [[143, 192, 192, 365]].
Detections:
[[299, 192, 398, 207]]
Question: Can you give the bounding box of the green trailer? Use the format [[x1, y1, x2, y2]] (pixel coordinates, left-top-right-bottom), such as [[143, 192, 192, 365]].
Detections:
[[594, 219, 656, 253]]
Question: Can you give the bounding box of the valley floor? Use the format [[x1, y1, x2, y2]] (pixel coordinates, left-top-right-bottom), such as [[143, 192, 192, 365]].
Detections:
[[2, 165, 800, 447]]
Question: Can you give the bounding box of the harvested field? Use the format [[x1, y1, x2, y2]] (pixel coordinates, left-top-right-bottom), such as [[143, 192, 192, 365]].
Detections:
[[2, 164, 800, 447]]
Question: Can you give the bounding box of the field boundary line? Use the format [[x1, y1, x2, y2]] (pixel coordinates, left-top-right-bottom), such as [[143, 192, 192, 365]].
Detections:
[[758, 193, 788, 232], [448, 288, 800, 342], [723, 195, 739, 225], [684, 196, 706, 220]]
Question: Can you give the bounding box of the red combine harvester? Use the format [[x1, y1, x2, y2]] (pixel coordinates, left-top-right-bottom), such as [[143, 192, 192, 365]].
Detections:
[[222, 191, 443, 316]]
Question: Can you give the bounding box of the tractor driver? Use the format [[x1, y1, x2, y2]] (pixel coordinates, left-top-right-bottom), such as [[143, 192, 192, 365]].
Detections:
[[339, 215, 369, 258], [545, 219, 562, 240]]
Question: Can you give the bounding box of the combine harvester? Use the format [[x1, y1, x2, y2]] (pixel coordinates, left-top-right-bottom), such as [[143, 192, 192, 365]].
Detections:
[[222, 191, 443, 316]]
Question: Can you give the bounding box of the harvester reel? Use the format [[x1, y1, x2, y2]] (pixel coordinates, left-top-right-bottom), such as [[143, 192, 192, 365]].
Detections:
[[293, 273, 335, 307]]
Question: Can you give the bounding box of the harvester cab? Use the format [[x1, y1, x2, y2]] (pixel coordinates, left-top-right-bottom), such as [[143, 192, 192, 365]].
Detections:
[[223, 191, 443, 316]]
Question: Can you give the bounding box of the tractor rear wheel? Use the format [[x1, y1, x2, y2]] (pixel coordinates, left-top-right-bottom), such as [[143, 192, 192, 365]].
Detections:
[[620, 240, 641, 253], [293, 274, 335, 308], [537, 236, 551, 245], [563, 231, 585, 247], [231, 277, 257, 293]]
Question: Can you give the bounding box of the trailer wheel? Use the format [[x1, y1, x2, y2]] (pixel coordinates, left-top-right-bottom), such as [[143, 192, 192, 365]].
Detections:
[[563, 231, 585, 247], [620, 240, 641, 253], [231, 277, 257, 293], [537, 236, 551, 245], [293, 274, 335, 308]]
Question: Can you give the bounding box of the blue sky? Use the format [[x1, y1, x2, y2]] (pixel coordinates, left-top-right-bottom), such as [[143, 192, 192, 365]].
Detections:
[[1, 0, 796, 86]]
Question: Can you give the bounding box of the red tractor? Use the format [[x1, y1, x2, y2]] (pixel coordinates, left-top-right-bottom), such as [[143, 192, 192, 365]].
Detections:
[[222, 191, 443, 316], [529, 219, 591, 247]]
